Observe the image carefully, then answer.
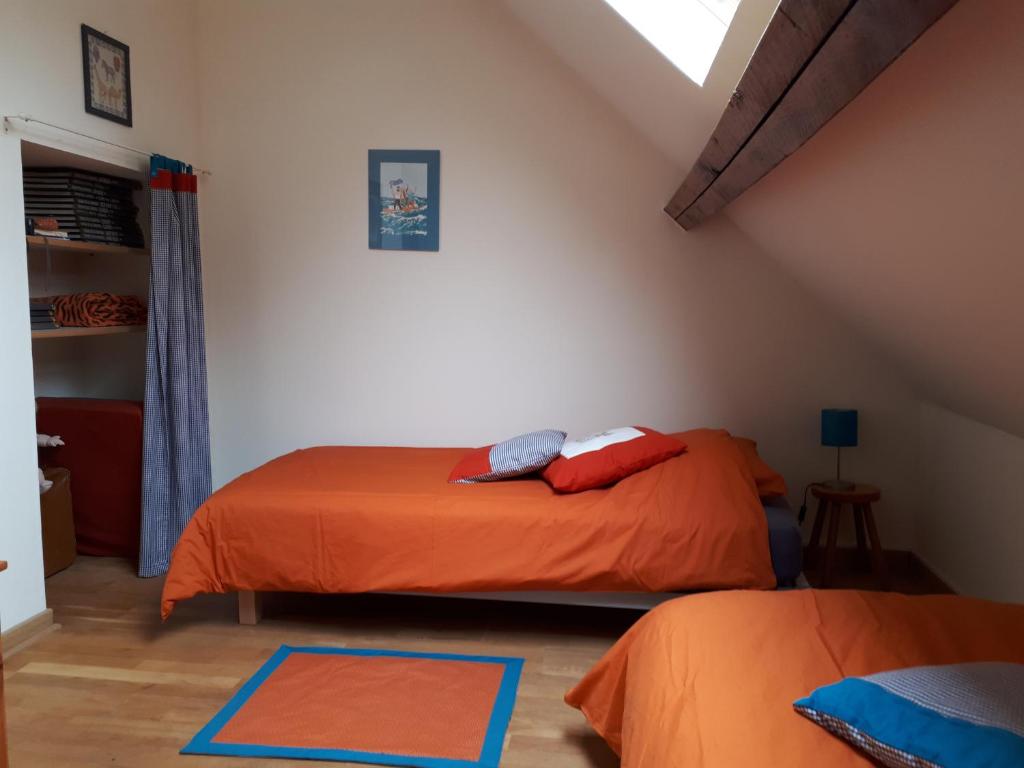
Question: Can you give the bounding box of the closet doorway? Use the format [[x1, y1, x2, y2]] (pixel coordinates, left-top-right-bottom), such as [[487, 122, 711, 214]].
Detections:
[[23, 139, 149, 586]]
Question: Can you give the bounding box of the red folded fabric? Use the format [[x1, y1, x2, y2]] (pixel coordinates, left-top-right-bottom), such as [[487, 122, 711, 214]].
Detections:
[[36, 397, 143, 561]]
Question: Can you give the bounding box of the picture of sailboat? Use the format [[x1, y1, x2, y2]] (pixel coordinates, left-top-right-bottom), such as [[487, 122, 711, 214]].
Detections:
[[384, 178, 424, 215], [378, 162, 430, 238], [369, 150, 439, 251]]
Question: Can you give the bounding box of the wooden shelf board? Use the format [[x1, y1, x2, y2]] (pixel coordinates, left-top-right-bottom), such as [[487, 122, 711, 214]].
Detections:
[[31, 325, 145, 340], [26, 235, 148, 258]]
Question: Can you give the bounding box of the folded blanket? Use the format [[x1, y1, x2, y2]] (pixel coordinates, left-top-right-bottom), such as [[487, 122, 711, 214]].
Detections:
[[36, 293, 147, 327]]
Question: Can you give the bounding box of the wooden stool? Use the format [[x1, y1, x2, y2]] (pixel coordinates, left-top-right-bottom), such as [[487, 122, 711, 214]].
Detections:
[[808, 484, 888, 589]]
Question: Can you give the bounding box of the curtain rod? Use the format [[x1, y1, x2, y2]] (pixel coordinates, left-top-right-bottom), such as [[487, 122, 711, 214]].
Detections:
[[2, 114, 212, 176]]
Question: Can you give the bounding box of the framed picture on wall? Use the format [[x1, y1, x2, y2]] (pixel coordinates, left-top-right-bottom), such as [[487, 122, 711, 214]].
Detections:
[[81, 24, 133, 126], [368, 149, 440, 251]]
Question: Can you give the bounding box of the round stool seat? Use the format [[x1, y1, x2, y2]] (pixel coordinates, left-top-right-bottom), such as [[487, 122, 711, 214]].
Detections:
[[811, 483, 880, 505]]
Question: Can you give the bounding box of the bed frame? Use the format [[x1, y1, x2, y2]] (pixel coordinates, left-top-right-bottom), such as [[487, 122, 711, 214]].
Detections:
[[235, 589, 684, 625], [238, 590, 263, 625]]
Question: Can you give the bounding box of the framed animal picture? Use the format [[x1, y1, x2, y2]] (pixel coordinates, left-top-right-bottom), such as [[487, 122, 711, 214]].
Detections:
[[81, 24, 132, 126], [368, 149, 440, 251]]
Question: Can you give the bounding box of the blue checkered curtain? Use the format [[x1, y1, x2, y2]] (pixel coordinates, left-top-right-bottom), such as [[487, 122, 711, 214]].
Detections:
[[139, 155, 211, 577]]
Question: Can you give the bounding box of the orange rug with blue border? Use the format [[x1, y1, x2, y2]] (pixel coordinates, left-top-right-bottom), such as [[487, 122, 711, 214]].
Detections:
[[183, 645, 524, 767]]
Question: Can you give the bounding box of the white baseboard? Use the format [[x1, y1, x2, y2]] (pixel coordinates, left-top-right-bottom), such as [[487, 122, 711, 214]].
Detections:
[[2, 607, 58, 659]]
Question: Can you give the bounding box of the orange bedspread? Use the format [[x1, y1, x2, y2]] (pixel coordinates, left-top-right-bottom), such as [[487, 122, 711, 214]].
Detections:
[[566, 590, 1024, 767], [161, 429, 775, 618]]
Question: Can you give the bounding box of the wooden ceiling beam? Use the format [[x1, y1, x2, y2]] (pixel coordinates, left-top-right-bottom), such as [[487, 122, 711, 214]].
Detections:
[[664, 0, 852, 221], [667, 0, 960, 230]]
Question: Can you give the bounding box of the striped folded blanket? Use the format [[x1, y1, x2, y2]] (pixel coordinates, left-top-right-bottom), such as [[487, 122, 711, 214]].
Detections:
[[37, 293, 147, 327]]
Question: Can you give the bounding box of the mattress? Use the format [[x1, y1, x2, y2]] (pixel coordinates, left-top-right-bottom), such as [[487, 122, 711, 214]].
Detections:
[[416, 502, 800, 610], [763, 498, 802, 587], [566, 590, 1024, 767], [161, 428, 779, 618]]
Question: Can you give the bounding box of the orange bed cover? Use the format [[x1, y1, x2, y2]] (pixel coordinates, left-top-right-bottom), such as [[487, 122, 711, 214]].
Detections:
[[566, 589, 1024, 767], [161, 429, 775, 618]]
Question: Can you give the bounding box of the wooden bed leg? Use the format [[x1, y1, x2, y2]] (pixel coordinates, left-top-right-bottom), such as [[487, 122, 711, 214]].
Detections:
[[238, 590, 262, 625]]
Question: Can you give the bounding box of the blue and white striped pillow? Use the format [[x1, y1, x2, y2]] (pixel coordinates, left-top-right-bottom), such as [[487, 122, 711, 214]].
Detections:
[[448, 430, 567, 483], [795, 662, 1024, 767]]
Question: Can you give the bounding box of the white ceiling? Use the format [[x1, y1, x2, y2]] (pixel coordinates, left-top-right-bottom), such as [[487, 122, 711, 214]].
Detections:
[[503, 0, 1024, 440], [500, 0, 780, 172]]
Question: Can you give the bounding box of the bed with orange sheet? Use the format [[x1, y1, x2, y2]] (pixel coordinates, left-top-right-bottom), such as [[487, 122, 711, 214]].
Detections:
[[566, 589, 1024, 767], [161, 428, 779, 619]]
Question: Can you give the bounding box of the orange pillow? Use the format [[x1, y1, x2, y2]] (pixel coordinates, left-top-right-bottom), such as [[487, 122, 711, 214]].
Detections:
[[541, 427, 686, 493], [733, 437, 787, 497]]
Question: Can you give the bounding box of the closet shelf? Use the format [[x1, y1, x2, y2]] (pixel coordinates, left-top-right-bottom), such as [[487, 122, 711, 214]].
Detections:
[[31, 326, 145, 340], [26, 235, 149, 258]]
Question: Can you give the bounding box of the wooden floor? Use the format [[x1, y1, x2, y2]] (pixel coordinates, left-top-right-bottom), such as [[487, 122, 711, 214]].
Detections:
[[4, 557, 629, 767], [803, 547, 955, 595]]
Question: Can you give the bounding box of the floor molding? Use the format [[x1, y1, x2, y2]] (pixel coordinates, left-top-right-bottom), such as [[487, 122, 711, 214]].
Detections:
[[906, 551, 956, 594], [803, 547, 955, 594], [2, 608, 58, 660]]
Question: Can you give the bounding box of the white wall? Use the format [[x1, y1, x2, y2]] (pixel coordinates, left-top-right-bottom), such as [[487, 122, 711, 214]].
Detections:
[[918, 404, 1024, 603], [726, 0, 1024, 439], [1, 2, 957, 628], [196, 0, 921, 547], [500, 0, 780, 171], [0, 0, 200, 627], [712, 0, 1024, 601]]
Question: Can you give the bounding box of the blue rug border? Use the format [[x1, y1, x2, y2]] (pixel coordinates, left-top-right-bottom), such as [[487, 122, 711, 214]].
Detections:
[[181, 644, 525, 768]]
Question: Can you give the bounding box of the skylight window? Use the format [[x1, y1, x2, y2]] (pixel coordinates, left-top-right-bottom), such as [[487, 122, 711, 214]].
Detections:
[[604, 0, 741, 86]]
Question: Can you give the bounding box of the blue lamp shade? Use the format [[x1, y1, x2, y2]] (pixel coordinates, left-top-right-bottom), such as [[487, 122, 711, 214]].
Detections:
[[821, 409, 858, 448]]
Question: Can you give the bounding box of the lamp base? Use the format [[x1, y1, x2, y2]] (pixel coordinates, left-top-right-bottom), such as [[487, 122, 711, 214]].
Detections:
[[822, 479, 856, 491]]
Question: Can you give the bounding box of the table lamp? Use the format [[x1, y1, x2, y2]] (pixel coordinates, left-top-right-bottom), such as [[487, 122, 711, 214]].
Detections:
[[821, 409, 857, 490]]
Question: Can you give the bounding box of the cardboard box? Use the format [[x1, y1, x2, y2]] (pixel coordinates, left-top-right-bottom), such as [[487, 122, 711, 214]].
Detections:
[[40, 468, 75, 577]]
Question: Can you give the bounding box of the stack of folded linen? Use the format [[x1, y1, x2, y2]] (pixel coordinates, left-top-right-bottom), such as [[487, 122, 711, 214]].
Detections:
[[30, 300, 59, 331], [34, 293, 147, 328], [22, 167, 144, 247]]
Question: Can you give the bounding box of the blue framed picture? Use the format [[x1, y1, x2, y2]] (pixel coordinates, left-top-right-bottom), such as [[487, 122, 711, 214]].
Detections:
[[368, 149, 440, 251]]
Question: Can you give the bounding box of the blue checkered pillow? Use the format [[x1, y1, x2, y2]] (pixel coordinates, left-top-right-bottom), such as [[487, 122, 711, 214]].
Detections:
[[448, 430, 567, 483], [795, 662, 1024, 767]]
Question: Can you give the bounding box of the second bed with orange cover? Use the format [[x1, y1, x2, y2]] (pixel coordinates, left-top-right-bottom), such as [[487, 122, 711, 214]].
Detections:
[[566, 589, 1024, 767], [161, 428, 776, 618]]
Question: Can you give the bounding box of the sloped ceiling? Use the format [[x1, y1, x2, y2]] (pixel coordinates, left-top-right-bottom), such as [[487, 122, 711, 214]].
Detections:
[[500, 0, 781, 171], [504, 0, 1024, 440], [726, 0, 1024, 438]]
